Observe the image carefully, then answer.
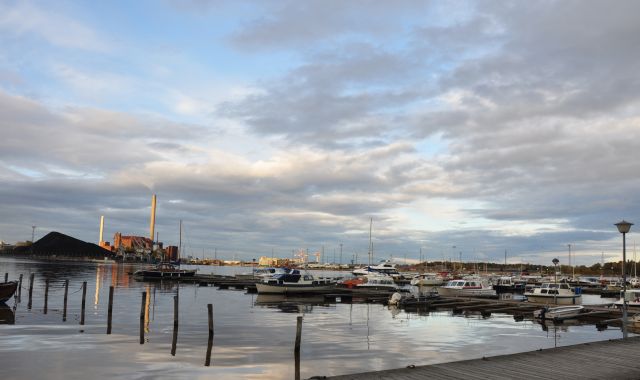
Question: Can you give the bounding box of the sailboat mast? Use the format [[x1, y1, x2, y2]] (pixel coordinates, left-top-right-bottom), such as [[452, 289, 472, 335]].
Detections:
[[178, 219, 182, 263], [368, 218, 373, 267]]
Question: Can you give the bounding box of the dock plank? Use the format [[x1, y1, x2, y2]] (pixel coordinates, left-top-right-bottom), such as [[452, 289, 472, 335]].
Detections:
[[325, 337, 640, 380]]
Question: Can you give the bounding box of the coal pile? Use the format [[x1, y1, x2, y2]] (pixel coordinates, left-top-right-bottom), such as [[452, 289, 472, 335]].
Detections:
[[15, 231, 113, 258]]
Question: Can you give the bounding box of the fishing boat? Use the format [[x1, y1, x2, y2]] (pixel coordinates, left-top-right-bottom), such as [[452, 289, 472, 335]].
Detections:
[[0, 281, 18, 303], [437, 278, 497, 297], [524, 282, 582, 305], [255, 269, 336, 294], [133, 262, 197, 280], [533, 305, 585, 320]]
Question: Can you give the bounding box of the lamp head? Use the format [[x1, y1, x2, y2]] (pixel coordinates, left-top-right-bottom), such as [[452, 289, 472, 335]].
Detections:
[[552, 258, 559, 266], [615, 220, 634, 234]]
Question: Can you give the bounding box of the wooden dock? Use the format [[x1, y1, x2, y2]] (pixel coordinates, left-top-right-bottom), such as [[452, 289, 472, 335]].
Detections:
[[325, 337, 640, 380]]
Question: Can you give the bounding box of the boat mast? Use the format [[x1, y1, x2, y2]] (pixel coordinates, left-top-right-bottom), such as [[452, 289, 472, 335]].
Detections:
[[178, 219, 182, 264], [368, 218, 373, 268]]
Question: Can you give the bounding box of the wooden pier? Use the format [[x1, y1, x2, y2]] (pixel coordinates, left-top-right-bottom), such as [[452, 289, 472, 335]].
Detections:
[[326, 337, 640, 380]]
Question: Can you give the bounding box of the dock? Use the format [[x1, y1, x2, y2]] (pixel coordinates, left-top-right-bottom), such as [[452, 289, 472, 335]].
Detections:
[[325, 337, 640, 380]]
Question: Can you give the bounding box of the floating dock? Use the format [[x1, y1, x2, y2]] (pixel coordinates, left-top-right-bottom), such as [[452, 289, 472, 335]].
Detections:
[[326, 336, 640, 380]]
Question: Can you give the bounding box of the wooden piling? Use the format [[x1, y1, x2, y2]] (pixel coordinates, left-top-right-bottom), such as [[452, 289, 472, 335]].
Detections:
[[140, 291, 147, 344], [4, 272, 7, 283], [28, 273, 34, 309], [63, 279, 69, 321], [294, 316, 303, 354], [171, 296, 179, 356], [80, 281, 87, 325], [205, 303, 214, 366], [107, 286, 114, 334], [44, 279, 49, 314], [18, 274, 23, 300]]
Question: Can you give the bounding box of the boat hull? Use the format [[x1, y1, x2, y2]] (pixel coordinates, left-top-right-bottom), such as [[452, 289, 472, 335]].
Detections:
[[533, 305, 584, 319], [525, 294, 582, 305], [134, 270, 196, 280], [0, 281, 18, 303], [256, 283, 335, 294], [437, 287, 496, 297]]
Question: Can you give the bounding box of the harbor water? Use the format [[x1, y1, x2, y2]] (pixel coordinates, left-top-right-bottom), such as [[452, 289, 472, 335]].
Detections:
[[0, 257, 629, 379]]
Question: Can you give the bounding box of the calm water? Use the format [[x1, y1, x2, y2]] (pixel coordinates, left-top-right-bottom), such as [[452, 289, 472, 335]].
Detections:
[[0, 257, 628, 380]]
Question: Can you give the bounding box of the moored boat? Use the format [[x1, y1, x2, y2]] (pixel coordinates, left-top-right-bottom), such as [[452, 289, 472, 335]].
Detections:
[[133, 263, 197, 280], [256, 269, 336, 294], [533, 305, 585, 320], [0, 281, 18, 303], [355, 273, 399, 291], [437, 278, 496, 297], [410, 273, 447, 286], [524, 282, 582, 305]]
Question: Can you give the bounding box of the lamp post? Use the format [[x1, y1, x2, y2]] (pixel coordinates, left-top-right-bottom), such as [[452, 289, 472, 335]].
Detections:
[[615, 220, 633, 339], [552, 258, 559, 283]]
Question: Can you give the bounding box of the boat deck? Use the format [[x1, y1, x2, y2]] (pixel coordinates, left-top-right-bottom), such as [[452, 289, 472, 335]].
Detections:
[[325, 337, 640, 380]]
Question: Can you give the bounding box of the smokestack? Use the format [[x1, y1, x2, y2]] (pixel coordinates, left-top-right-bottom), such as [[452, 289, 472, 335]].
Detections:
[[150, 194, 157, 241], [99, 215, 105, 244]]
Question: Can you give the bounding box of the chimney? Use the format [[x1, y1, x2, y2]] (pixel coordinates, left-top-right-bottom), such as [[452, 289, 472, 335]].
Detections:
[[99, 215, 105, 244], [150, 194, 157, 241]]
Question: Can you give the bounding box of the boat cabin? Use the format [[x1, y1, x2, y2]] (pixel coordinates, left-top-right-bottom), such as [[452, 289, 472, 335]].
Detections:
[[538, 283, 572, 294]]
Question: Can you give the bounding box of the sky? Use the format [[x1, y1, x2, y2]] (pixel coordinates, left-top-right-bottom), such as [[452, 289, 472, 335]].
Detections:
[[1, 0, 639, 265]]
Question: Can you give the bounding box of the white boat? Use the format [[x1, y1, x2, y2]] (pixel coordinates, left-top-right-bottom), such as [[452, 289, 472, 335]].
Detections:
[[410, 273, 446, 286], [255, 269, 336, 294], [352, 260, 400, 276], [355, 274, 398, 291], [235, 267, 288, 281], [437, 278, 496, 297], [613, 289, 640, 309], [533, 305, 585, 320], [524, 282, 582, 305]]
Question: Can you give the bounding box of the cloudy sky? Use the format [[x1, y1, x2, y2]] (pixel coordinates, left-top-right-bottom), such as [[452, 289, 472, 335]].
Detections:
[[1, 0, 639, 265]]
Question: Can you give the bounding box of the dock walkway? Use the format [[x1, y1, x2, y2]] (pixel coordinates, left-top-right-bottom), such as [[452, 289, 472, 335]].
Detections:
[[325, 337, 640, 380]]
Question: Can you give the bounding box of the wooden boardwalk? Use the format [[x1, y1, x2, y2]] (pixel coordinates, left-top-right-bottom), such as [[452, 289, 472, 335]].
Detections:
[[326, 337, 640, 380]]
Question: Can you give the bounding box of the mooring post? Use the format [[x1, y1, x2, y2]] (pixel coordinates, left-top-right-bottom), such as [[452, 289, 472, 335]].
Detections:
[[205, 303, 214, 366], [139, 291, 147, 344], [44, 279, 49, 314], [28, 273, 35, 309], [208, 304, 214, 338], [63, 279, 69, 321], [3, 273, 7, 283], [18, 274, 23, 300], [294, 316, 303, 354], [107, 286, 114, 334], [171, 296, 179, 356], [80, 281, 87, 325]]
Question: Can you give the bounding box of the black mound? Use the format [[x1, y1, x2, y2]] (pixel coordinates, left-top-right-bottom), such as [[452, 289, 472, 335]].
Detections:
[[15, 231, 113, 258]]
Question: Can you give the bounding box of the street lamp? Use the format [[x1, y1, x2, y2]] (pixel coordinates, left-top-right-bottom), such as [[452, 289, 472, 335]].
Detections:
[[615, 220, 633, 339], [552, 258, 559, 283]]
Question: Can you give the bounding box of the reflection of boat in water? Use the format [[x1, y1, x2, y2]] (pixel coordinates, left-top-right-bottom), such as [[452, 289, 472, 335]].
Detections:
[[254, 294, 332, 313], [533, 305, 584, 320], [133, 263, 197, 280], [388, 292, 440, 307], [0, 281, 18, 303], [0, 304, 15, 324], [256, 269, 336, 294]]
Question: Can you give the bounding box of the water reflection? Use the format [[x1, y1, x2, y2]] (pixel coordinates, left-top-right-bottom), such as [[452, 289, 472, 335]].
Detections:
[[254, 294, 334, 313], [0, 304, 15, 324]]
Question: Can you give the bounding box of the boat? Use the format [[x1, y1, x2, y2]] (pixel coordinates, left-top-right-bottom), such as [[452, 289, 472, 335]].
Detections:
[[0, 281, 18, 303], [352, 260, 400, 276], [355, 273, 399, 291], [410, 273, 447, 286], [437, 278, 497, 297], [492, 276, 526, 293], [133, 262, 197, 280], [524, 282, 582, 305], [255, 269, 336, 294], [388, 292, 440, 307], [235, 267, 289, 281], [612, 289, 640, 310], [533, 305, 585, 320]]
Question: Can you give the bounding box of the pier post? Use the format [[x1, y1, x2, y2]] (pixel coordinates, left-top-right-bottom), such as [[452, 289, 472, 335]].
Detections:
[[28, 273, 34, 309], [294, 316, 303, 353], [205, 303, 213, 366], [80, 281, 87, 325], [44, 279, 49, 314], [139, 291, 147, 344], [4, 273, 7, 282], [18, 274, 23, 300], [63, 279, 69, 321], [107, 286, 114, 334], [171, 296, 179, 356]]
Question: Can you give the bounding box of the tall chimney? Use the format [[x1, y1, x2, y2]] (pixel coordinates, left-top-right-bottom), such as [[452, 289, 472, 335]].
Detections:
[[150, 194, 157, 241], [99, 215, 105, 244]]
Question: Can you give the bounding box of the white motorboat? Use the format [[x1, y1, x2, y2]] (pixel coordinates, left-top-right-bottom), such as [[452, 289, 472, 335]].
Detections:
[[352, 260, 400, 276], [235, 267, 288, 281], [613, 289, 640, 310], [255, 269, 336, 294], [437, 278, 496, 297], [355, 273, 398, 291], [410, 273, 446, 286], [533, 305, 585, 320], [524, 282, 582, 305]]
